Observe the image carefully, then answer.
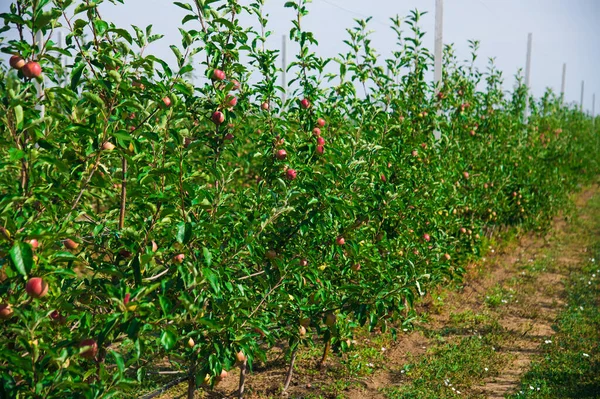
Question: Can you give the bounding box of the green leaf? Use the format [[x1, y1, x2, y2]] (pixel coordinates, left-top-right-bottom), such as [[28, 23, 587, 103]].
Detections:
[[173, 1, 193, 11], [160, 329, 176, 351], [93, 19, 108, 36], [70, 63, 85, 92], [9, 242, 33, 277], [14, 105, 23, 130], [203, 247, 212, 267], [131, 255, 142, 287], [202, 267, 220, 294], [176, 222, 192, 244]]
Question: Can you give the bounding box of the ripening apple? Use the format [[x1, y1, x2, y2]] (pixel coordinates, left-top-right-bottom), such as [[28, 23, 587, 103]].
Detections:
[[224, 133, 234, 141], [173, 254, 185, 263], [470, 130, 476, 136], [64, 238, 79, 250], [444, 253, 451, 260], [463, 171, 469, 179], [324, 312, 336, 327], [9, 55, 26, 70], [132, 80, 145, 90], [231, 79, 240, 90], [101, 142, 115, 151], [299, 325, 307, 337], [187, 337, 195, 348], [28, 239, 39, 249], [459, 227, 467, 234], [21, 61, 42, 78], [265, 249, 277, 260], [212, 69, 226, 81], [0, 304, 13, 320], [316, 118, 326, 127], [300, 98, 310, 109], [151, 240, 158, 252], [275, 149, 287, 160], [79, 339, 98, 360], [285, 169, 297, 180], [351, 263, 361, 271], [299, 258, 308, 267], [312, 127, 321, 136], [215, 369, 228, 383], [335, 236, 345, 246], [423, 233, 431, 242], [412, 150, 418, 157], [316, 145, 324, 155], [162, 96, 172, 108], [212, 111, 225, 125], [26, 277, 48, 299], [260, 102, 269, 111], [235, 350, 246, 365], [316, 137, 325, 146]]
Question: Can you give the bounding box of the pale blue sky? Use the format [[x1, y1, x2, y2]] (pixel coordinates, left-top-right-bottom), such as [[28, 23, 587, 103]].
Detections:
[[1, 0, 599, 113]]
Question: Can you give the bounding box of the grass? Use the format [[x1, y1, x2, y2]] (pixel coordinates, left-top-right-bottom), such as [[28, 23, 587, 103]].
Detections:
[[507, 249, 600, 399]]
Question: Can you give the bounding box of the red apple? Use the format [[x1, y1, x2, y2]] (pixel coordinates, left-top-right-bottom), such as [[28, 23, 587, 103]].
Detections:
[[231, 79, 240, 90], [226, 95, 237, 108], [64, 239, 79, 250], [26, 277, 48, 299], [9, 55, 26, 70], [173, 254, 185, 263], [423, 233, 431, 242], [300, 98, 310, 109], [79, 339, 98, 360], [316, 145, 324, 154], [265, 249, 277, 260], [316, 137, 325, 146], [411, 150, 418, 157], [463, 171, 469, 179], [212, 69, 226, 81], [124, 293, 131, 304], [312, 127, 321, 136], [285, 169, 297, 180], [275, 149, 287, 160], [299, 258, 308, 267], [336, 236, 345, 246], [316, 118, 326, 127], [224, 133, 234, 141], [459, 227, 467, 234], [470, 130, 476, 136], [162, 96, 172, 108], [351, 263, 361, 271], [260, 102, 269, 111], [28, 239, 39, 249], [21, 61, 42, 78], [380, 174, 387, 182], [0, 304, 13, 319], [444, 253, 451, 260], [212, 111, 225, 125]]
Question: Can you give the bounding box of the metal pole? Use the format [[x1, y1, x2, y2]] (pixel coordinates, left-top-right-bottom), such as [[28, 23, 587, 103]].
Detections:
[[281, 34, 287, 104], [560, 63, 566, 103], [433, 0, 444, 140], [524, 33, 532, 121], [580, 80, 584, 112]]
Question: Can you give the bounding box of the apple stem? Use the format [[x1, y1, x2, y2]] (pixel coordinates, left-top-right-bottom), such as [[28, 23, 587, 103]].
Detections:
[[237, 359, 247, 399], [282, 347, 298, 392]]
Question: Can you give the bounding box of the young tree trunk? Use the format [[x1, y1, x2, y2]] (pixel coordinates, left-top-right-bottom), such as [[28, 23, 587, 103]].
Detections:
[[318, 338, 330, 369], [238, 359, 247, 399], [282, 347, 298, 392]]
